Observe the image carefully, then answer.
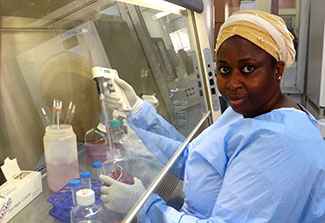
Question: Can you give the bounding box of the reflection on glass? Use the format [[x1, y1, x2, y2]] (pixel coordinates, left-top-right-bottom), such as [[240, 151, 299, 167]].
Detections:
[[140, 7, 202, 134], [0, 0, 204, 181]]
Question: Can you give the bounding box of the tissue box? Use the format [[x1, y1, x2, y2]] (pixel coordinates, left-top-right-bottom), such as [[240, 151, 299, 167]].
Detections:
[[0, 157, 42, 223]]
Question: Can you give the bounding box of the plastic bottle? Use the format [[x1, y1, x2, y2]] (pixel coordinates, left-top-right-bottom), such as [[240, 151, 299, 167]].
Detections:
[[70, 189, 104, 223], [69, 179, 81, 206], [110, 120, 125, 150], [80, 171, 92, 189], [43, 124, 79, 192], [92, 161, 104, 182], [84, 123, 107, 157]]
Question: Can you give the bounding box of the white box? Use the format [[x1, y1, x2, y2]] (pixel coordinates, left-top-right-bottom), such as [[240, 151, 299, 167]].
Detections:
[[0, 157, 42, 223]]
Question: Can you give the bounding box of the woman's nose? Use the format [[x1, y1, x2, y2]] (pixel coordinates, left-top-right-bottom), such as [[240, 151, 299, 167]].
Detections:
[[226, 71, 243, 90]]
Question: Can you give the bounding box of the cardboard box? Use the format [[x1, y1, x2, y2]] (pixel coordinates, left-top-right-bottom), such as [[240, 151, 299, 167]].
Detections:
[[0, 158, 42, 223]]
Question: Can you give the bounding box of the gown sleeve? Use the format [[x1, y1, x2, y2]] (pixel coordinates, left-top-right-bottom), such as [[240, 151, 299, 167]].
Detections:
[[127, 100, 187, 178]]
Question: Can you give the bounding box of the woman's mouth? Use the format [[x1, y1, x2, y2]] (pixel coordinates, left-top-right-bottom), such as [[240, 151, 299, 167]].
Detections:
[[228, 97, 245, 106]]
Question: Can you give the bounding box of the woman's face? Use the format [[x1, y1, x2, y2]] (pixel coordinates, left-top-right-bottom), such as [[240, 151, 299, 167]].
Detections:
[[216, 35, 284, 118]]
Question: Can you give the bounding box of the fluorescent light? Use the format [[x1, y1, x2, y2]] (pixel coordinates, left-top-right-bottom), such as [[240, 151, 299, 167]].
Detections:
[[152, 11, 171, 20], [116, 0, 186, 15]]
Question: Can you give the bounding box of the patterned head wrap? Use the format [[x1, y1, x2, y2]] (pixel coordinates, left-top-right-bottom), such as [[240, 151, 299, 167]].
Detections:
[[215, 10, 296, 68]]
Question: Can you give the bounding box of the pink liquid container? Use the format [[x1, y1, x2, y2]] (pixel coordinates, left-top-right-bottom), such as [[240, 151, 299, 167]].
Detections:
[[84, 123, 107, 157], [43, 124, 79, 192]]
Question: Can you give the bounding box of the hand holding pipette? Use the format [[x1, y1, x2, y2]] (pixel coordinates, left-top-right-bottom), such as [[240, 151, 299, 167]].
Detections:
[[91, 67, 117, 159]]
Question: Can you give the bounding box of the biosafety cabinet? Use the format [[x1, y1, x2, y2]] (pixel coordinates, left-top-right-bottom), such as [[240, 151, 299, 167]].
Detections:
[[0, 0, 220, 222]]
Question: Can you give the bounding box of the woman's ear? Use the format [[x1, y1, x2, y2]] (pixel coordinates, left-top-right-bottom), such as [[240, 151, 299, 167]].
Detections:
[[274, 61, 285, 82]]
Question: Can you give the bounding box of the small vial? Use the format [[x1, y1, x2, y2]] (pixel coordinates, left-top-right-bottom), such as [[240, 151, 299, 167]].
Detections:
[[80, 171, 92, 189], [69, 179, 81, 206], [92, 161, 104, 183]]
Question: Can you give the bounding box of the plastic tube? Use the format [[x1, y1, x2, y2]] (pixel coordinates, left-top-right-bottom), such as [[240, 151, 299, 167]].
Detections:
[[69, 179, 81, 206], [80, 171, 92, 189], [92, 161, 104, 184]]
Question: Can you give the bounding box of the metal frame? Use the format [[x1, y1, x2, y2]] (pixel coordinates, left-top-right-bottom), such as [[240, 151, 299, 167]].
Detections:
[[191, 11, 222, 122]]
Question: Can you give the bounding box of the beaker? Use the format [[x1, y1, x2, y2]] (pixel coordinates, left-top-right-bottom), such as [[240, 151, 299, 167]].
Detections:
[[43, 124, 79, 192]]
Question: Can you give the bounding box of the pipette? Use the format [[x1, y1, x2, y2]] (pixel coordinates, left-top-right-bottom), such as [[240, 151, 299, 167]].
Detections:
[[57, 101, 62, 129], [68, 104, 76, 125], [52, 100, 56, 126], [99, 93, 116, 158], [41, 107, 52, 126], [64, 101, 73, 124], [91, 67, 118, 159]]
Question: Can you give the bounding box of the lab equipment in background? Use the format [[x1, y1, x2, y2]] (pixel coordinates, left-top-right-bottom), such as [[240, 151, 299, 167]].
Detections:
[[80, 171, 92, 189], [169, 87, 188, 129], [70, 189, 104, 223], [43, 124, 79, 192], [92, 161, 104, 183], [173, 100, 188, 129], [69, 179, 81, 206], [84, 123, 107, 157], [48, 179, 102, 222]]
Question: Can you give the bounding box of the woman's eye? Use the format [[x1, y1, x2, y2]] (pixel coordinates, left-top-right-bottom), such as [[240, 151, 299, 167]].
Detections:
[[219, 67, 230, 74], [242, 65, 255, 73]]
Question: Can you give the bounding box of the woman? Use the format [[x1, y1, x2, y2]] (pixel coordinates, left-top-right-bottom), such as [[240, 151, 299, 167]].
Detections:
[[100, 10, 325, 222]]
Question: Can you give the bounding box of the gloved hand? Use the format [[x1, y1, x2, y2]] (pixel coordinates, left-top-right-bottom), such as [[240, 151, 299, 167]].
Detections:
[[99, 174, 146, 214], [105, 78, 143, 116]]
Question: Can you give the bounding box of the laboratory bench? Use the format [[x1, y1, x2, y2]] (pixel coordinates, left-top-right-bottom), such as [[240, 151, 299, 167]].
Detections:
[[10, 146, 164, 223]]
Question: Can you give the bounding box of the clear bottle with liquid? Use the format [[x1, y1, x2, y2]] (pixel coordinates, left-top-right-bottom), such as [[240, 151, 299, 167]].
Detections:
[[70, 189, 104, 223], [110, 120, 125, 151], [84, 123, 107, 157]]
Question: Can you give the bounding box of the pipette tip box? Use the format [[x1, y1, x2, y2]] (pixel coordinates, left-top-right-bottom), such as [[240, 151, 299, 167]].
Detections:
[[0, 157, 42, 223]]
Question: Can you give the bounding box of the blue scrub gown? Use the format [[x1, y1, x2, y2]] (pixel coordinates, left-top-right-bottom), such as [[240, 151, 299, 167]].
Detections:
[[127, 101, 325, 223]]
